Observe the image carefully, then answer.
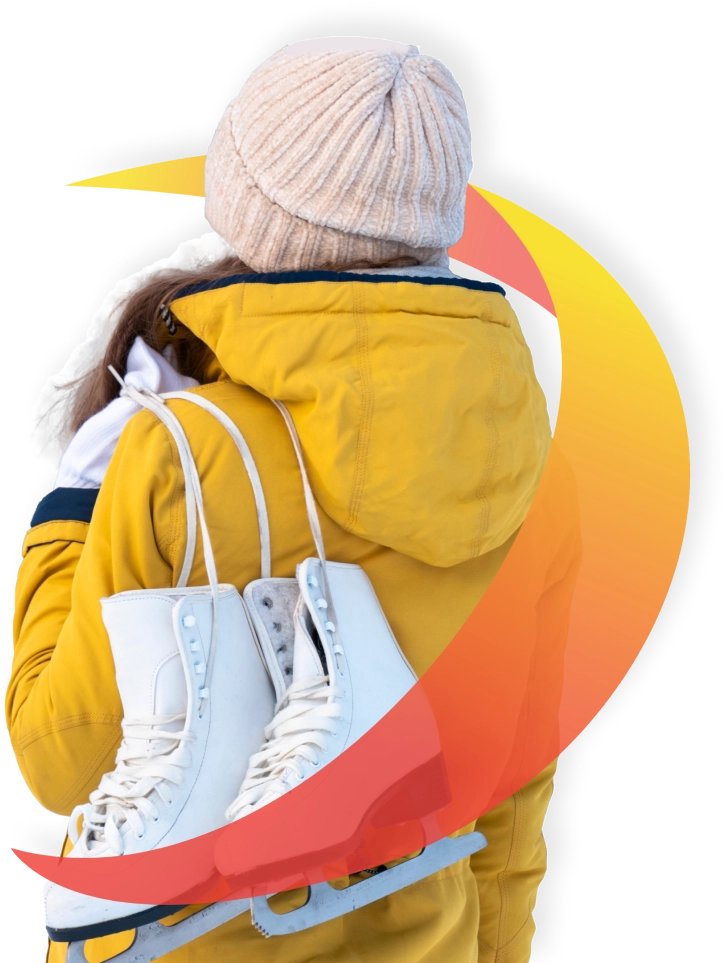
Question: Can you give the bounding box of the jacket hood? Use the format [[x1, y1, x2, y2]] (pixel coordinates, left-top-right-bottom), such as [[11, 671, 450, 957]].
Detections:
[[170, 271, 551, 568]]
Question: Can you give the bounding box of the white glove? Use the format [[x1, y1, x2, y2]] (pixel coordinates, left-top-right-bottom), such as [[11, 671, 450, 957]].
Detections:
[[54, 337, 199, 489]]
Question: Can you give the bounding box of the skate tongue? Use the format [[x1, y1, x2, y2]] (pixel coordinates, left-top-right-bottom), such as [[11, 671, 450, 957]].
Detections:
[[292, 601, 327, 683]]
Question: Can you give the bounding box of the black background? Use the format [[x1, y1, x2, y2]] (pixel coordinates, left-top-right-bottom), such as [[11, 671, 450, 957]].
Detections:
[[3, 4, 723, 963]]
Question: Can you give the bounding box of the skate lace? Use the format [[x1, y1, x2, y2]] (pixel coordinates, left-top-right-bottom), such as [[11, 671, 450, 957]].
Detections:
[[81, 714, 195, 856], [226, 676, 344, 820]]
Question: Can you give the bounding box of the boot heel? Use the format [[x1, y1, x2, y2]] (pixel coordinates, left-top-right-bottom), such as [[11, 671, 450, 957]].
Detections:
[[370, 754, 451, 828]]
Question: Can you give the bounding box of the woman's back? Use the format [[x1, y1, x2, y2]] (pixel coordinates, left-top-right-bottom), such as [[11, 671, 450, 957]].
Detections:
[[8, 37, 565, 962], [9, 272, 554, 962]]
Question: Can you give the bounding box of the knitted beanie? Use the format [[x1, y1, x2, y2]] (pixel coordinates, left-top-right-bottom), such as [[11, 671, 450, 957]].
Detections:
[[205, 37, 472, 273]]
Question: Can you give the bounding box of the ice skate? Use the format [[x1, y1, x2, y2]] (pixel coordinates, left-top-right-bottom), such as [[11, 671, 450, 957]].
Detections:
[[56, 394, 485, 963], [216, 400, 487, 936], [46, 385, 275, 948], [230, 556, 487, 936]]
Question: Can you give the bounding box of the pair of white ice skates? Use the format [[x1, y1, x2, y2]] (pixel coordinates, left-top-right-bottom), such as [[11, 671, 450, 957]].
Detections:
[[44, 381, 486, 963]]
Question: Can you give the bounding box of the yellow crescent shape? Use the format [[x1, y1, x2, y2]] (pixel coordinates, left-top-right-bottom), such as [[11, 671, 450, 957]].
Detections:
[[68, 156, 206, 196]]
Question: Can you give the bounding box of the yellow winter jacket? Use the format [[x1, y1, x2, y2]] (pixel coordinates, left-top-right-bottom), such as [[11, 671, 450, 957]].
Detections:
[[8, 272, 566, 963]]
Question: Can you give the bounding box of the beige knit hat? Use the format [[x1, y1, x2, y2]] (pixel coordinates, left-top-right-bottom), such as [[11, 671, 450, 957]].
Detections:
[[205, 37, 472, 273]]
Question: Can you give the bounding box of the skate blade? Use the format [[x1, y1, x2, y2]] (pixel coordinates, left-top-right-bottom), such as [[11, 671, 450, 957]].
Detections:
[[65, 899, 250, 963], [250, 831, 486, 937]]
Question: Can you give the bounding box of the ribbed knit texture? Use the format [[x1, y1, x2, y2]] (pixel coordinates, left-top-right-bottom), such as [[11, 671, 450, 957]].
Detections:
[[205, 43, 472, 272]]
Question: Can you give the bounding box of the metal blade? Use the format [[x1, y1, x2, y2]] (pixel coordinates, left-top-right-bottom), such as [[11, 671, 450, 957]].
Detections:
[[65, 899, 250, 963], [251, 832, 487, 937]]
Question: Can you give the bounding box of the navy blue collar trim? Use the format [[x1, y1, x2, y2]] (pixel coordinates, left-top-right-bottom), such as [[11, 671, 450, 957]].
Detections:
[[174, 271, 506, 301]]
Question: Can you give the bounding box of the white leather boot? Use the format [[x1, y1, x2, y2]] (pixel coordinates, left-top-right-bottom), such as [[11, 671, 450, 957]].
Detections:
[[45, 386, 276, 944], [45, 585, 274, 942], [209, 401, 484, 941], [221, 556, 445, 830], [215, 400, 452, 891]]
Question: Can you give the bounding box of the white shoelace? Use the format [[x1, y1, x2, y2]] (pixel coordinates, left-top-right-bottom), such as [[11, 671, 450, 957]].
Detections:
[[80, 714, 195, 856], [226, 676, 344, 821]]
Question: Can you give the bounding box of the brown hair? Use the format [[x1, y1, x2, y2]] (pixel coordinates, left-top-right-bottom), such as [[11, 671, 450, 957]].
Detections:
[[67, 253, 420, 435]]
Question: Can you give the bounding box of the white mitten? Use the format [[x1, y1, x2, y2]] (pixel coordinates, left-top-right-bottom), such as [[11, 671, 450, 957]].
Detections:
[[54, 337, 199, 489]]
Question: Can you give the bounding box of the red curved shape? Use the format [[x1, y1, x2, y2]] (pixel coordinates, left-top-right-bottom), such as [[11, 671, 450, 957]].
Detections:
[[11, 443, 591, 902], [14, 190, 688, 905], [449, 186, 555, 313]]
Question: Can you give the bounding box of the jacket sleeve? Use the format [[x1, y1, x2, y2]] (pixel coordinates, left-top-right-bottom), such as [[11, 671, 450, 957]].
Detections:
[[6, 411, 184, 815]]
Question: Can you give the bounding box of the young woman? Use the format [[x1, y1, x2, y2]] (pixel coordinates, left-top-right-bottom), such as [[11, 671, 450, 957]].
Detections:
[[8, 37, 561, 962]]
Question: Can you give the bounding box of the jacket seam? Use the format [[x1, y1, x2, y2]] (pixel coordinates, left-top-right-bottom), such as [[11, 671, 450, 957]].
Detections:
[[14, 712, 122, 751], [493, 784, 530, 960], [166, 420, 184, 581], [470, 321, 502, 559], [23, 520, 90, 555], [23, 534, 89, 557], [24, 520, 90, 537], [346, 283, 374, 533], [491, 795, 514, 954], [493, 912, 535, 957]]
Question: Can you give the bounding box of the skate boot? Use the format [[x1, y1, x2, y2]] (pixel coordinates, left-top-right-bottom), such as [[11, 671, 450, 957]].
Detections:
[[45, 384, 276, 945], [229, 557, 425, 821], [219, 556, 486, 934], [215, 402, 485, 935]]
